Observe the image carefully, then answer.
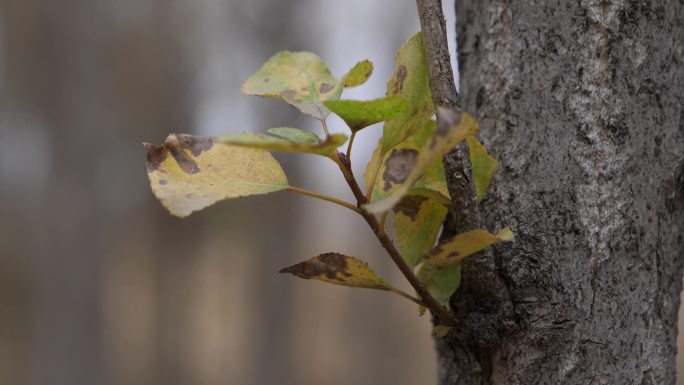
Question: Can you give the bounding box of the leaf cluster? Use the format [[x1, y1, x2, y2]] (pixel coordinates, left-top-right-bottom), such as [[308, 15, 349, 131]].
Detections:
[[143, 32, 511, 323]]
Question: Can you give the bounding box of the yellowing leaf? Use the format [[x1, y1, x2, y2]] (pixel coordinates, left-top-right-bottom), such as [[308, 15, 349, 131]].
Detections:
[[467, 136, 498, 202], [382, 32, 434, 153], [344, 60, 373, 87], [279, 253, 391, 290], [423, 228, 514, 267], [362, 33, 434, 195], [325, 96, 407, 132], [219, 130, 346, 156], [144, 134, 288, 217], [366, 120, 449, 204], [418, 262, 461, 305], [364, 109, 478, 214], [241, 51, 345, 120], [393, 196, 448, 267]]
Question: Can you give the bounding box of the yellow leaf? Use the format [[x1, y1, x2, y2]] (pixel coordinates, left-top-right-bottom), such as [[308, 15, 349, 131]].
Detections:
[[219, 130, 347, 156], [422, 228, 514, 267], [344, 60, 373, 87], [393, 195, 448, 267], [279, 253, 391, 290], [364, 108, 478, 214], [466, 136, 498, 202], [144, 134, 288, 217], [242, 51, 345, 120]]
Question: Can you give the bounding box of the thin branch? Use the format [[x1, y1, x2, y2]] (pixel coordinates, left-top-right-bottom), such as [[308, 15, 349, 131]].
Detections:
[[345, 131, 357, 160], [416, 0, 482, 234], [330, 150, 458, 326], [415, 0, 460, 109], [287, 186, 361, 214]]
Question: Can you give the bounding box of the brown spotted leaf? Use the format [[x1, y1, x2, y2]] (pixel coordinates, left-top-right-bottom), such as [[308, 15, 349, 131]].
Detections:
[[364, 108, 478, 213], [144, 134, 288, 218], [393, 195, 448, 267], [381, 32, 434, 153], [279, 253, 391, 290], [242, 51, 345, 120], [344, 60, 373, 87], [422, 228, 514, 268], [324, 96, 407, 132], [365, 120, 449, 204], [467, 136, 498, 202], [219, 129, 347, 156]]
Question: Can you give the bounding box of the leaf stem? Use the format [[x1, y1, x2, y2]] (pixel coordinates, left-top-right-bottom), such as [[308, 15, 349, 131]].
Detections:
[[388, 287, 427, 307], [321, 118, 331, 138], [331, 151, 457, 326], [365, 155, 383, 199], [287, 186, 361, 214], [346, 131, 356, 160]]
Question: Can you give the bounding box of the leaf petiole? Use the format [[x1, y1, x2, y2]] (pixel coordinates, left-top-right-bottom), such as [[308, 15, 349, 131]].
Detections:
[[286, 186, 360, 214], [388, 287, 427, 307], [321, 118, 331, 138]]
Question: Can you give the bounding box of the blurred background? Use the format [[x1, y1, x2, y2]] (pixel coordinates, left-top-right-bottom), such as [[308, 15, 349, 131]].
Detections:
[[0, 1, 682, 385]]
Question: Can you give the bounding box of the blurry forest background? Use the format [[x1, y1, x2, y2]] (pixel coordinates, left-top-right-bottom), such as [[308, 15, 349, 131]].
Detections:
[[0, 1, 682, 385]]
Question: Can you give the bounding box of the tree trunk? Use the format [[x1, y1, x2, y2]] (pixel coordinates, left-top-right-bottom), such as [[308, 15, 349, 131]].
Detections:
[[438, 1, 684, 384]]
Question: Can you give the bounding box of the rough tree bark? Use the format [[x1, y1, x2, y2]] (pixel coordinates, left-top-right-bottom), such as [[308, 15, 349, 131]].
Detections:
[[437, 1, 684, 384]]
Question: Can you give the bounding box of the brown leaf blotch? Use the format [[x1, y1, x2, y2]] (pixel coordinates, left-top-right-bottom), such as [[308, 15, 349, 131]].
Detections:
[[175, 134, 213, 156], [279, 252, 351, 282], [145, 135, 214, 175], [382, 148, 418, 191], [168, 141, 200, 174], [144, 143, 168, 172], [392, 65, 408, 94], [394, 195, 428, 221], [319, 83, 334, 94]]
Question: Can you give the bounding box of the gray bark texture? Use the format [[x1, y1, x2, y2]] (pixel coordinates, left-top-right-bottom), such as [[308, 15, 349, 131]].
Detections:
[[438, 1, 684, 384]]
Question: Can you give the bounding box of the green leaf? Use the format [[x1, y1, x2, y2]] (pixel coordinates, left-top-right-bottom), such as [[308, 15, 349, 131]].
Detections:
[[241, 51, 345, 120], [325, 96, 408, 132], [467, 136, 498, 202], [219, 130, 347, 156], [279, 252, 391, 290], [393, 195, 448, 267], [364, 109, 478, 214], [423, 228, 514, 267], [344, 60, 373, 87], [418, 262, 461, 305], [381, 32, 434, 154], [144, 134, 288, 217]]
